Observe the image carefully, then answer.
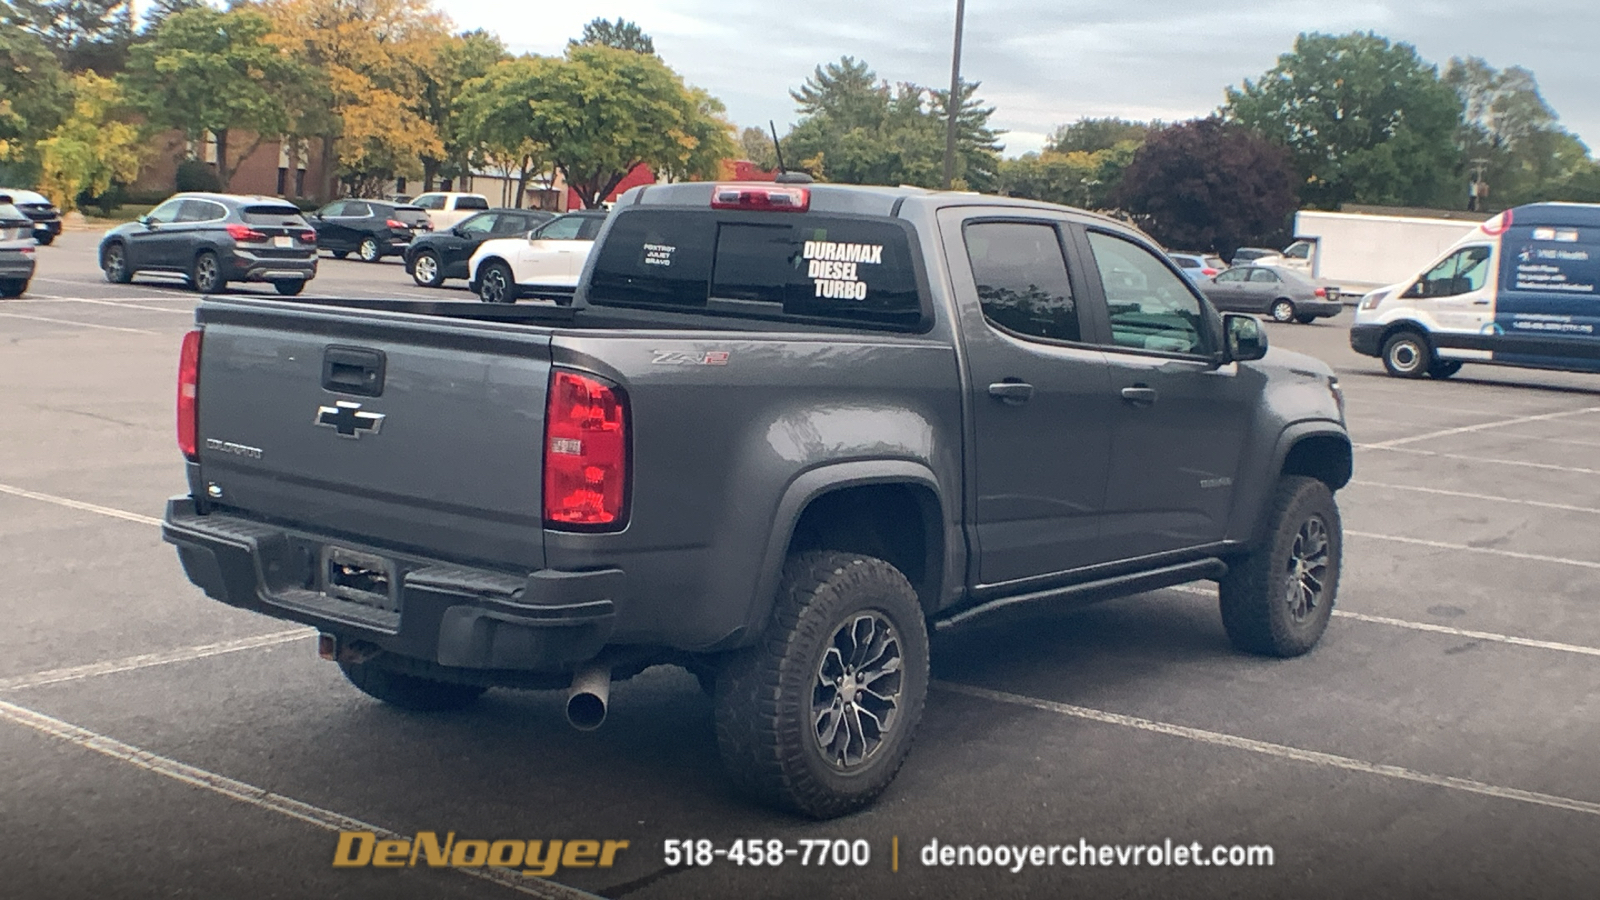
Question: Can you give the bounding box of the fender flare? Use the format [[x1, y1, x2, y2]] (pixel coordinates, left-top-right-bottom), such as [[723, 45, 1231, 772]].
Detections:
[[1248, 420, 1352, 545], [742, 460, 952, 639]]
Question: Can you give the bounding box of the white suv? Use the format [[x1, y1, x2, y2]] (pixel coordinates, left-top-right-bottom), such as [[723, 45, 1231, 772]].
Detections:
[[468, 211, 607, 304], [410, 192, 491, 230]]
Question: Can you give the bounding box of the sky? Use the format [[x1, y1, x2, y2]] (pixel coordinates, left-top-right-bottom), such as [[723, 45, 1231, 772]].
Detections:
[[434, 0, 1600, 159]]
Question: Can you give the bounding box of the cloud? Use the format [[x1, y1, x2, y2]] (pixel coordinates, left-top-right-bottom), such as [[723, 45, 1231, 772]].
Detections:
[[438, 0, 1600, 157]]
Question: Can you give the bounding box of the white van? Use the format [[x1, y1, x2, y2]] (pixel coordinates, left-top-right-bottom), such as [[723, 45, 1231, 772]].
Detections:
[[1350, 202, 1600, 378]]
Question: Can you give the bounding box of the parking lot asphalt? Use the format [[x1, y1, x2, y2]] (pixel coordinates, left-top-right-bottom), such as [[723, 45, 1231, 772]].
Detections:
[[3, 231, 1598, 899]]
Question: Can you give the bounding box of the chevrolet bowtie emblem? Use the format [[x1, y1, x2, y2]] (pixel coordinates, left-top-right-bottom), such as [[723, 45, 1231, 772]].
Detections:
[[316, 400, 385, 438]]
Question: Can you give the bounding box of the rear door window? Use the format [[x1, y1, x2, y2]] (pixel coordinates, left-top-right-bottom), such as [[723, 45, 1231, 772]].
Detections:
[[963, 221, 1081, 343], [587, 209, 925, 329]]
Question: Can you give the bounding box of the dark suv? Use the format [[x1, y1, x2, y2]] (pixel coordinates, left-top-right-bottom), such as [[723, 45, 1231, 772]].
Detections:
[[0, 188, 62, 245], [310, 199, 431, 262], [99, 193, 318, 295]]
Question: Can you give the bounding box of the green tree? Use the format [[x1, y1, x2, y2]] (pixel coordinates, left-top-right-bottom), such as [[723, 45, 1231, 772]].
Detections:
[[414, 28, 508, 189], [122, 6, 303, 190], [573, 17, 654, 55], [140, 0, 205, 31], [738, 125, 777, 169], [998, 140, 1140, 210], [783, 57, 999, 189], [1046, 117, 1152, 154], [458, 55, 551, 207], [1112, 118, 1300, 256], [1444, 57, 1594, 207], [5, 0, 133, 72], [0, 22, 72, 179], [34, 70, 143, 211], [495, 45, 733, 208], [1225, 32, 1464, 209]]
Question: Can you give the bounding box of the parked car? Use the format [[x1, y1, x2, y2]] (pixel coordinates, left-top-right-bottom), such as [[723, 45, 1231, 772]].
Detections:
[[0, 188, 62, 245], [1168, 251, 1226, 283], [98, 193, 318, 295], [1257, 239, 1314, 274], [1201, 265, 1342, 323], [0, 196, 38, 297], [163, 180, 1351, 818], [309, 199, 430, 262], [1351, 202, 1600, 379], [409, 191, 491, 230], [403, 208, 555, 287], [1230, 247, 1282, 265], [467, 210, 607, 303]]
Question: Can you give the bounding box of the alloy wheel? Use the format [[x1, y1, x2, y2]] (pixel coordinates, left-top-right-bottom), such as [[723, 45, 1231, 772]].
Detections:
[[413, 253, 439, 286], [1282, 515, 1330, 622], [812, 612, 903, 770]]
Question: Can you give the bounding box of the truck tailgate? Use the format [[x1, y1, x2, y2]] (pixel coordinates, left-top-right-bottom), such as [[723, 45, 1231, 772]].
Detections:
[[193, 300, 552, 570]]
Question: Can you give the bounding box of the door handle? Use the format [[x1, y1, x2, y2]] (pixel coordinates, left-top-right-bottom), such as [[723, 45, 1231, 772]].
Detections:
[[988, 381, 1033, 405], [1472, 300, 1490, 305], [1121, 386, 1159, 406]]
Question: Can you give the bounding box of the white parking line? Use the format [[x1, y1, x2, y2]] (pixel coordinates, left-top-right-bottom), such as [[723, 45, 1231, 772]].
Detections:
[[1348, 530, 1600, 570], [1166, 584, 1600, 658], [24, 296, 194, 314], [0, 629, 314, 692], [1359, 405, 1600, 449], [936, 682, 1600, 818], [1350, 480, 1600, 515], [0, 698, 600, 899], [0, 483, 162, 526], [0, 311, 157, 334], [1358, 445, 1600, 477]]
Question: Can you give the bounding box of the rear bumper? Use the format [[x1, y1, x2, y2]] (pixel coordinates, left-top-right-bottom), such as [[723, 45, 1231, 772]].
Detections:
[[29, 219, 61, 237], [1349, 323, 1384, 357], [0, 252, 35, 280], [226, 250, 318, 283], [1297, 299, 1344, 318], [162, 496, 619, 672]]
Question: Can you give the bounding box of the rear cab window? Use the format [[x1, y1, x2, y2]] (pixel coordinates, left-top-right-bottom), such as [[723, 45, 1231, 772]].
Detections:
[[456, 196, 489, 211], [586, 208, 927, 331]]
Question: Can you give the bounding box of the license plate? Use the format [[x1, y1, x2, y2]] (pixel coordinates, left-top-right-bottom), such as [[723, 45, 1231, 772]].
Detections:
[[273, 235, 292, 248]]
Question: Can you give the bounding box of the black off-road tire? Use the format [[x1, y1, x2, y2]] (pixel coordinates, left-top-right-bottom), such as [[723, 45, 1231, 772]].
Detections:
[[1219, 476, 1342, 658], [339, 660, 486, 711], [714, 551, 929, 819], [1428, 359, 1463, 379], [1381, 330, 1432, 378]]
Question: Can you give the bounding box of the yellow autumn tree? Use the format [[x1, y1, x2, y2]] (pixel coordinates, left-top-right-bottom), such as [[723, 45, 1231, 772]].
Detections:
[[35, 73, 145, 213], [259, 0, 448, 196]]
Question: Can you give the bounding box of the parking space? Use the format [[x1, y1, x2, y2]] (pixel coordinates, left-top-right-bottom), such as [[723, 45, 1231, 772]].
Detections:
[[3, 235, 1599, 899]]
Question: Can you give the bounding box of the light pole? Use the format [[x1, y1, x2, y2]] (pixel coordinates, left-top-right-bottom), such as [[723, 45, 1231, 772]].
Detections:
[[942, 0, 967, 190]]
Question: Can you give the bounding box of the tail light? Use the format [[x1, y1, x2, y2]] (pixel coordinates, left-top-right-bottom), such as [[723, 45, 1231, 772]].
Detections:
[[178, 330, 202, 460], [1314, 287, 1327, 298], [1201, 268, 1218, 276], [300, 230, 317, 243], [385, 219, 407, 230], [544, 370, 628, 528], [711, 184, 809, 212], [225, 223, 267, 242]]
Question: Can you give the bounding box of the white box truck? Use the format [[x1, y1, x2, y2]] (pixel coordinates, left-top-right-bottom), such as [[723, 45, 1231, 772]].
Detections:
[[1281, 210, 1482, 289]]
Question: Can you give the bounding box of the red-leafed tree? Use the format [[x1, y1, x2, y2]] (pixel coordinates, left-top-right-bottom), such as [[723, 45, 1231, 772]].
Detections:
[[1112, 118, 1299, 256]]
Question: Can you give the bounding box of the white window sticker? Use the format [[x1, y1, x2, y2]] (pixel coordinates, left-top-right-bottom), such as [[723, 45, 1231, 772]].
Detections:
[[643, 243, 676, 267], [802, 241, 883, 301]]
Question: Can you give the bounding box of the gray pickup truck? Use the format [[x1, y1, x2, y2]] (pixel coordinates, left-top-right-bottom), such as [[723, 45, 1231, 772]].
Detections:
[[163, 182, 1351, 818]]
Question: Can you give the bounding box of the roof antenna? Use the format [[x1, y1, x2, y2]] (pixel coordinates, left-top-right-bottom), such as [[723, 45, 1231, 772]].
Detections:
[[770, 119, 813, 185]]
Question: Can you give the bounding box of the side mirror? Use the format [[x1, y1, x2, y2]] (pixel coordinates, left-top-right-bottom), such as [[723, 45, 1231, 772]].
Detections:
[[1404, 281, 1426, 299], [1224, 313, 1268, 362], [451, 224, 466, 237], [137, 215, 152, 227]]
